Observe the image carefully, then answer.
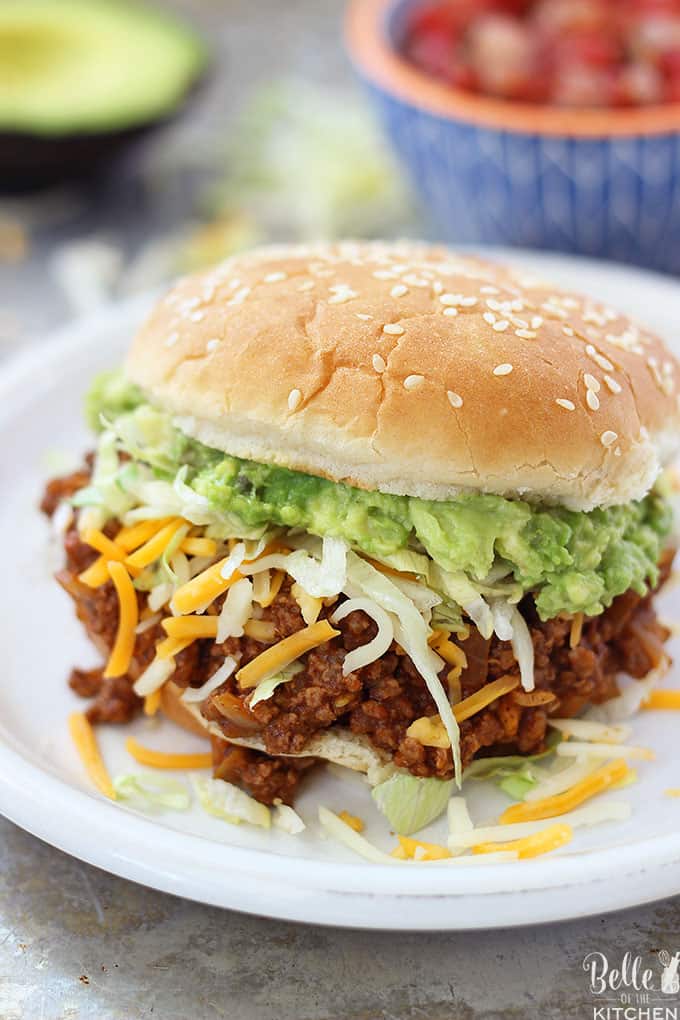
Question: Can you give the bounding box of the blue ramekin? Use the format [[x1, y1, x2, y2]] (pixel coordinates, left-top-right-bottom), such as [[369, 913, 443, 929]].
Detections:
[[346, 0, 680, 274]]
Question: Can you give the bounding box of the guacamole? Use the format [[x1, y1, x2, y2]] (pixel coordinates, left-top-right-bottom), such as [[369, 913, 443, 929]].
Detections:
[[88, 371, 672, 620]]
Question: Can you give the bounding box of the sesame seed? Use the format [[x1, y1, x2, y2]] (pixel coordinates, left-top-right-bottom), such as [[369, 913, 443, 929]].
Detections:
[[492, 319, 510, 332], [372, 354, 386, 373], [584, 373, 601, 392], [164, 332, 179, 348], [614, 447, 622, 457], [515, 329, 536, 339], [356, 313, 373, 321], [531, 316, 543, 329], [481, 285, 500, 294], [328, 285, 358, 304], [403, 275, 429, 288], [585, 345, 615, 372], [493, 364, 513, 377], [604, 375, 622, 394], [440, 293, 462, 306], [447, 390, 463, 408], [486, 298, 502, 312], [586, 390, 600, 411], [556, 398, 575, 411], [404, 374, 425, 390], [373, 270, 396, 280], [298, 280, 315, 292], [205, 339, 220, 352], [264, 271, 287, 283], [228, 286, 251, 306], [562, 326, 575, 337], [288, 388, 302, 411], [190, 311, 205, 322], [601, 430, 618, 447], [443, 307, 459, 317], [432, 281, 444, 295], [483, 312, 496, 326], [460, 296, 478, 307], [383, 323, 404, 336], [391, 284, 408, 298]]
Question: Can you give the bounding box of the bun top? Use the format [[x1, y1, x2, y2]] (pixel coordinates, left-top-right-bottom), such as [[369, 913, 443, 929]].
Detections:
[[126, 241, 680, 510]]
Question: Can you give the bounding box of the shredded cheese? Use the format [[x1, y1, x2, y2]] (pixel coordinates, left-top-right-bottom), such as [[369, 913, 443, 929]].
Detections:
[[291, 582, 323, 625], [406, 675, 521, 748], [180, 537, 218, 557], [124, 519, 185, 571], [556, 741, 654, 762], [397, 836, 452, 861], [431, 633, 467, 670], [82, 528, 127, 563], [643, 689, 680, 711], [455, 675, 520, 722], [69, 712, 116, 799], [258, 569, 285, 608], [172, 558, 243, 615], [78, 555, 111, 588], [144, 688, 162, 716], [570, 613, 584, 649], [500, 759, 630, 824], [243, 619, 276, 643], [162, 616, 219, 640], [237, 620, 340, 690], [338, 811, 365, 833], [116, 518, 172, 552], [156, 636, 195, 660], [473, 823, 573, 859], [103, 561, 138, 678], [406, 716, 451, 748], [125, 736, 212, 770]]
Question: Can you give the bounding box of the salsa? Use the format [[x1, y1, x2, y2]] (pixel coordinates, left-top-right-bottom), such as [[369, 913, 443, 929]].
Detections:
[[402, 0, 680, 107]]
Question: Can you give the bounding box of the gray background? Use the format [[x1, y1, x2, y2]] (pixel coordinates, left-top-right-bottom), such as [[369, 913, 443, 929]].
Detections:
[[1, 2, 679, 1017]]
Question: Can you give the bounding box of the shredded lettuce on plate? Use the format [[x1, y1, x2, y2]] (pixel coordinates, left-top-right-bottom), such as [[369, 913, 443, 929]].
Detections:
[[113, 773, 191, 812], [372, 773, 455, 836], [192, 775, 271, 828]]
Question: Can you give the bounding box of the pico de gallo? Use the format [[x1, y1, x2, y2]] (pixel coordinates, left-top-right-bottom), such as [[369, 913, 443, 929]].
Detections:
[[402, 0, 680, 107]]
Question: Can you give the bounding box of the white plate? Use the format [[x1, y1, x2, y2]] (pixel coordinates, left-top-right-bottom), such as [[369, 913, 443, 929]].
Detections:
[[2, 251, 680, 931]]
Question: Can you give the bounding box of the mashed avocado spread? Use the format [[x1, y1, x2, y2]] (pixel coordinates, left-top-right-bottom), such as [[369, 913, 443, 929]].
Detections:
[[87, 371, 672, 620]]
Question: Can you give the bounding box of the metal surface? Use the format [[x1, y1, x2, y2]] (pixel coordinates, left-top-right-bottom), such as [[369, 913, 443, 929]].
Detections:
[[1, 1, 679, 1017]]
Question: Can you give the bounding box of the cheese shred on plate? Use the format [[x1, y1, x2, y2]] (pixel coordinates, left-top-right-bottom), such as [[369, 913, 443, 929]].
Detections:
[[69, 712, 116, 800], [125, 737, 213, 770]]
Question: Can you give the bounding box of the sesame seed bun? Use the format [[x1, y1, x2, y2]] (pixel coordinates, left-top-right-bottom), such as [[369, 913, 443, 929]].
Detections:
[[126, 241, 680, 510]]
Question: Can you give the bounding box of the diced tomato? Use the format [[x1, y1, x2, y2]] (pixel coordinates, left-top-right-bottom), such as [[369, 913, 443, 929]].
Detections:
[[402, 0, 680, 107]]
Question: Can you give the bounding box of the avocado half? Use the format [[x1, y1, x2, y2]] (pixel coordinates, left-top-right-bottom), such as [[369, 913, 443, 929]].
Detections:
[[0, 0, 208, 190]]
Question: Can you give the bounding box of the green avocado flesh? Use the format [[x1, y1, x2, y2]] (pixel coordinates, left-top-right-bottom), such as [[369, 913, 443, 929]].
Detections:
[[0, 0, 206, 135], [87, 371, 673, 621]]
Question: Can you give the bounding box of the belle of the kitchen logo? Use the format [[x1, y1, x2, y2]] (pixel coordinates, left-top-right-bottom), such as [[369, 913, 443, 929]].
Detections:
[[584, 951, 680, 1019]]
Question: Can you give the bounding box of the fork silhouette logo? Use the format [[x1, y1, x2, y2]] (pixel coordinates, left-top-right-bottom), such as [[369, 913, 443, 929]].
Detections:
[[583, 951, 680, 1020]]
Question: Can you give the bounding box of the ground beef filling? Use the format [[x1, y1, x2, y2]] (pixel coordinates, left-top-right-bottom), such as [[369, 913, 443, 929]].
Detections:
[[44, 469, 673, 804]]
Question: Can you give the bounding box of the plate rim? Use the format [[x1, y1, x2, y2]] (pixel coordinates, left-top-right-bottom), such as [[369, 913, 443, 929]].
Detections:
[[3, 253, 680, 927]]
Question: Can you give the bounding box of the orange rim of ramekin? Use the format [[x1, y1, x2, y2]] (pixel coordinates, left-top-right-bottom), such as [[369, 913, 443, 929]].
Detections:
[[346, 0, 680, 138]]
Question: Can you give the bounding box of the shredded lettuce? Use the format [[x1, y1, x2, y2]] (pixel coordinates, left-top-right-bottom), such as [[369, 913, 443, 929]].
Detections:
[[345, 552, 462, 784], [462, 731, 562, 783], [372, 772, 454, 835], [248, 662, 304, 708], [318, 806, 401, 864], [113, 773, 191, 812], [272, 804, 306, 834], [192, 775, 271, 828]]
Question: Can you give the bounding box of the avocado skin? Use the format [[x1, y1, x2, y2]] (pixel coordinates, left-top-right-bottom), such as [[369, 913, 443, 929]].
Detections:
[[0, 78, 206, 192]]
